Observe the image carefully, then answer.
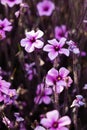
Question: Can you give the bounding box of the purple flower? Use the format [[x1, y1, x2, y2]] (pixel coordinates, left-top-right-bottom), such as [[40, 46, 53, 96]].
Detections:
[[37, 0, 55, 16], [0, 18, 12, 32], [20, 30, 44, 53], [34, 83, 52, 104], [71, 95, 85, 108], [43, 38, 69, 60], [14, 113, 24, 122], [55, 25, 68, 40], [40, 110, 71, 130], [4, 89, 17, 105], [24, 62, 36, 80], [46, 67, 70, 91], [1, 0, 22, 7], [66, 40, 80, 54]]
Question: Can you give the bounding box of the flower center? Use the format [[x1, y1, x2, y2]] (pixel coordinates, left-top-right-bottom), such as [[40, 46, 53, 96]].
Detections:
[[54, 46, 60, 51], [57, 75, 62, 81], [9, 0, 15, 1], [0, 25, 4, 30], [59, 31, 64, 37], [43, 6, 49, 11], [29, 37, 36, 43], [53, 121, 58, 128]]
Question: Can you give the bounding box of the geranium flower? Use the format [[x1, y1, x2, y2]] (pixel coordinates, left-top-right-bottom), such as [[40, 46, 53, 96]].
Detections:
[[55, 25, 68, 40], [0, 18, 12, 32], [1, 0, 22, 7], [20, 30, 44, 53], [43, 38, 69, 60], [46, 67, 70, 91], [34, 83, 52, 104], [37, 0, 55, 16], [40, 110, 71, 130]]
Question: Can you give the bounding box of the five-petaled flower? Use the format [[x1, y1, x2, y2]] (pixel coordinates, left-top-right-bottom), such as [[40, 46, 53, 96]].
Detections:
[[46, 67, 70, 93], [40, 110, 71, 130], [55, 25, 68, 40], [0, 18, 12, 40], [37, 0, 55, 16], [34, 83, 52, 104], [43, 38, 69, 60], [20, 30, 44, 53], [1, 0, 22, 7]]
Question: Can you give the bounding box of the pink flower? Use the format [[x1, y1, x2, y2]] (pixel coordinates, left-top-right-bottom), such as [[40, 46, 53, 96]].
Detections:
[[34, 83, 52, 104], [20, 30, 44, 53], [55, 25, 68, 40], [37, 0, 55, 16], [46, 67, 70, 93], [1, 0, 22, 7], [0, 18, 12, 32], [43, 38, 69, 60], [40, 110, 71, 130]]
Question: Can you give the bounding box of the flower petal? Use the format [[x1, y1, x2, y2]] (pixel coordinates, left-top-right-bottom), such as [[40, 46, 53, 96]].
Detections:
[[43, 96, 51, 104], [46, 110, 59, 121], [59, 67, 70, 78], [48, 51, 58, 60], [58, 116, 71, 127], [59, 48, 69, 56]]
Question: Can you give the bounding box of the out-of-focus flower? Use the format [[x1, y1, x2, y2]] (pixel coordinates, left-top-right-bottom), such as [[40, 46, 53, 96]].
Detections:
[[34, 126, 46, 130], [55, 25, 68, 40], [0, 30, 6, 40], [0, 76, 11, 98], [20, 30, 44, 53], [80, 51, 86, 57], [46, 67, 70, 87], [2, 116, 11, 128], [66, 40, 80, 54], [4, 89, 17, 105], [43, 38, 69, 60], [64, 76, 73, 88], [83, 84, 87, 90], [1, 0, 22, 7], [0, 18, 12, 32], [37, 0, 55, 16], [34, 83, 52, 104], [24, 62, 36, 80], [14, 112, 24, 122], [15, 10, 20, 18], [40, 110, 71, 130], [71, 95, 85, 108]]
